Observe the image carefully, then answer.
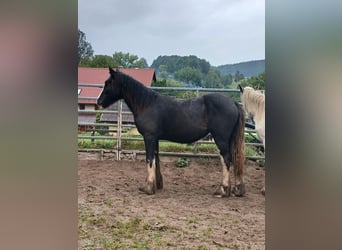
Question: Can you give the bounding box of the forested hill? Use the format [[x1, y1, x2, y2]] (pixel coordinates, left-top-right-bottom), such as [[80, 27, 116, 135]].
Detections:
[[151, 56, 264, 78], [215, 59, 265, 77], [150, 55, 264, 88]]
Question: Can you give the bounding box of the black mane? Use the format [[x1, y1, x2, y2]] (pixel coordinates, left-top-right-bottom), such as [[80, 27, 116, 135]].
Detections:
[[117, 70, 158, 114]]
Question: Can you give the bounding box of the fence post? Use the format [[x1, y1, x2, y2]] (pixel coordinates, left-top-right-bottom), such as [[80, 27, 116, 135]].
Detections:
[[117, 100, 123, 160]]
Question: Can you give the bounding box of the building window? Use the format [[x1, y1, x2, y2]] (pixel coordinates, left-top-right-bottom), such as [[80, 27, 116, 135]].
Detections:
[[79, 104, 85, 110]]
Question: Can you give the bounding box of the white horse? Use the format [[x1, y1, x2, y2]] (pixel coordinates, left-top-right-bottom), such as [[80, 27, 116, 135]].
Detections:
[[239, 85, 265, 194]]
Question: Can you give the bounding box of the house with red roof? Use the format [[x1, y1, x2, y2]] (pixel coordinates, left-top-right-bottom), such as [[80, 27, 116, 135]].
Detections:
[[78, 67, 156, 129]]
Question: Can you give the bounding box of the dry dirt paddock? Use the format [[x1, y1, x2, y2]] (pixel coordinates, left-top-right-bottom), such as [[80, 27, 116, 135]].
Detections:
[[78, 152, 265, 250]]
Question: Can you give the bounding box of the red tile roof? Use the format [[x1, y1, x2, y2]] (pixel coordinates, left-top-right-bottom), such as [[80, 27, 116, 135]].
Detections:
[[78, 67, 156, 104]]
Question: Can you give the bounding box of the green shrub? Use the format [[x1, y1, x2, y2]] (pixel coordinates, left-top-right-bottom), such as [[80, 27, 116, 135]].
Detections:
[[175, 157, 190, 168]]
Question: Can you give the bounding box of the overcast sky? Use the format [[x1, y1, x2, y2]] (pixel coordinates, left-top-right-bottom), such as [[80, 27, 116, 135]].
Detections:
[[78, 0, 264, 67]]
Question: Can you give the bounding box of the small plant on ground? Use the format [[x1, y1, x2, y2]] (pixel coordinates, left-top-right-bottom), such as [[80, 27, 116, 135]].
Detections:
[[175, 157, 191, 168], [257, 159, 265, 167]]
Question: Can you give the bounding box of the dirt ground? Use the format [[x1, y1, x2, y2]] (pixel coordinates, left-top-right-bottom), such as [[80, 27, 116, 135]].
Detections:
[[78, 152, 265, 250]]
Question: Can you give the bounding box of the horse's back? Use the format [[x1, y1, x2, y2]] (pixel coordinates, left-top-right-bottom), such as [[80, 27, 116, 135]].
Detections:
[[202, 93, 240, 136], [203, 93, 238, 116]]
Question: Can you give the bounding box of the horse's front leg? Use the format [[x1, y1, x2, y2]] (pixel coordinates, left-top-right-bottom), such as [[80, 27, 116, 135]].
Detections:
[[139, 137, 158, 195]]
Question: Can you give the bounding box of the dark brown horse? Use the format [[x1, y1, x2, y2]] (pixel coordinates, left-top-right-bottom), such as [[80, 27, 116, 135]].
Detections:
[[97, 67, 245, 197]]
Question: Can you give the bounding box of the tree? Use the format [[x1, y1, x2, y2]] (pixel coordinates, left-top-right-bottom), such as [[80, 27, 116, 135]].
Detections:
[[204, 69, 223, 88], [234, 70, 244, 82], [152, 78, 183, 97], [78, 29, 94, 64], [158, 65, 169, 78], [112, 52, 148, 68], [152, 78, 196, 99], [88, 55, 116, 68], [138, 58, 149, 68], [151, 55, 210, 75], [240, 72, 265, 90], [78, 51, 148, 68], [174, 67, 203, 86], [221, 74, 233, 87]]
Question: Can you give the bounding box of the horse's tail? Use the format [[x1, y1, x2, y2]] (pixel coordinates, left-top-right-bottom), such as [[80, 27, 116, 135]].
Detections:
[[230, 103, 245, 179]]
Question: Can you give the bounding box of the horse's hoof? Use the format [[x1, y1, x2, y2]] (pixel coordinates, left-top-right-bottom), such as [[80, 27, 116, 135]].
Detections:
[[139, 182, 156, 195], [213, 185, 231, 198], [232, 184, 246, 197]]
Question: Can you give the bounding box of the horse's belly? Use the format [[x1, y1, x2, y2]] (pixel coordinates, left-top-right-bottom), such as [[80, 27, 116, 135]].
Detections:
[[160, 128, 208, 144]]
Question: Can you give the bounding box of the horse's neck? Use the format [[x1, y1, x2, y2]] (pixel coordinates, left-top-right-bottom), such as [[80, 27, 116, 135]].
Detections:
[[121, 78, 153, 115], [244, 92, 264, 119], [247, 105, 257, 117]]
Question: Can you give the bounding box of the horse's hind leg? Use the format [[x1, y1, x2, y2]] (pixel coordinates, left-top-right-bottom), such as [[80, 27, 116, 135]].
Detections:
[[232, 175, 246, 197], [155, 141, 163, 190], [212, 136, 232, 197], [231, 158, 246, 197], [213, 155, 231, 198]]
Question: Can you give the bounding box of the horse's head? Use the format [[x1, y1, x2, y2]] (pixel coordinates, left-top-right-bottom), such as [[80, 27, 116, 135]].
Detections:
[[238, 85, 264, 120], [97, 67, 123, 108]]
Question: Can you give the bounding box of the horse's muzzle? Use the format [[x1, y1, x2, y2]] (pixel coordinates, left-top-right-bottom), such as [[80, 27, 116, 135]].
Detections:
[[97, 99, 103, 106]]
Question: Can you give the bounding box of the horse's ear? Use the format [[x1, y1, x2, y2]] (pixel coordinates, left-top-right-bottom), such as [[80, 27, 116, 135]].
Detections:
[[109, 67, 116, 76], [238, 84, 244, 93]]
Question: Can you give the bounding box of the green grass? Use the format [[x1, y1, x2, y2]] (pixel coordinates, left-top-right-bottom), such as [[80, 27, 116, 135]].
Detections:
[[78, 132, 219, 153], [79, 202, 242, 249], [202, 226, 213, 238], [78, 132, 264, 159], [79, 205, 178, 249], [78, 139, 116, 149]]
